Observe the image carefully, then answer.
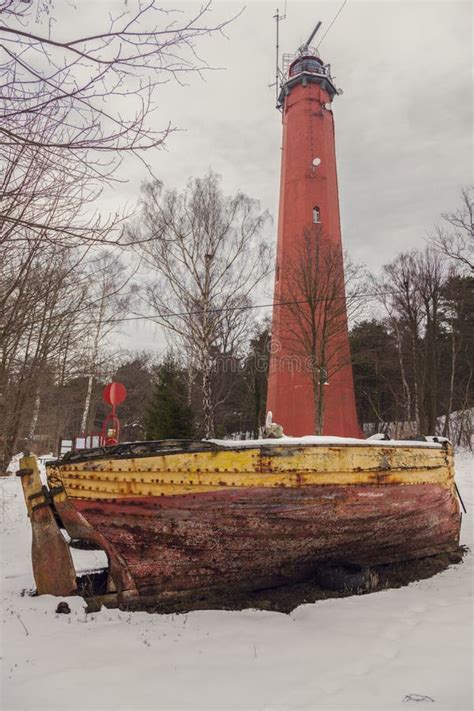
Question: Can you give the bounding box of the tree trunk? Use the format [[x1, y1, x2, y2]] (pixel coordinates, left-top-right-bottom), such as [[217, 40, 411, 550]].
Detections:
[[201, 357, 215, 438], [443, 329, 457, 438], [80, 374, 94, 434], [28, 389, 41, 440], [312, 374, 324, 436]]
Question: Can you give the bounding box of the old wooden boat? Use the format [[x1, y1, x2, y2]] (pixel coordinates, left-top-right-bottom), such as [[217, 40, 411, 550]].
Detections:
[[17, 436, 461, 609]]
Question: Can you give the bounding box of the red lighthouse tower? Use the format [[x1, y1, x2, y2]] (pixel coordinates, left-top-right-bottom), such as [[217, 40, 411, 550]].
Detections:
[[267, 23, 360, 437]]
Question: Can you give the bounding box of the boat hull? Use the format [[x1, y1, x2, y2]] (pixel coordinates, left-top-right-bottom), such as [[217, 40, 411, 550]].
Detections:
[[44, 440, 461, 605], [71, 482, 459, 599]]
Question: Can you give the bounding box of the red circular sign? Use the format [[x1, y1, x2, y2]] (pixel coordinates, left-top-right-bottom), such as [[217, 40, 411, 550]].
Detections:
[[103, 382, 127, 406]]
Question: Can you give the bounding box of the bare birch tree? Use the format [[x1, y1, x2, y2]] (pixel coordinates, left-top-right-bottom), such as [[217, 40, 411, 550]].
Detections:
[[134, 172, 271, 437]]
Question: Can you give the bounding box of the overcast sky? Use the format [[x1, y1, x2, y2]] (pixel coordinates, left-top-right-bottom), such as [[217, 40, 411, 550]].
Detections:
[[59, 0, 473, 355]]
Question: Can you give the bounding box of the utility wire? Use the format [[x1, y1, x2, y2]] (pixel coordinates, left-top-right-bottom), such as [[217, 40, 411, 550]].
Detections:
[[316, 0, 348, 49], [90, 289, 402, 327]]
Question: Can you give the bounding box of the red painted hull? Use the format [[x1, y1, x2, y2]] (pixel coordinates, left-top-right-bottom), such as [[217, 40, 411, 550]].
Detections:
[[72, 482, 460, 599]]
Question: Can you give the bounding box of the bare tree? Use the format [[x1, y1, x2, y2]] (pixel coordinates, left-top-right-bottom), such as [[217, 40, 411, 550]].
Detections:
[[281, 228, 364, 434], [440, 273, 474, 442], [0, 239, 138, 468], [77, 252, 136, 433], [134, 172, 271, 437], [0, 0, 236, 246], [374, 248, 460, 435], [0, 1, 240, 466], [431, 187, 473, 273], [0, 245, 91, 468]]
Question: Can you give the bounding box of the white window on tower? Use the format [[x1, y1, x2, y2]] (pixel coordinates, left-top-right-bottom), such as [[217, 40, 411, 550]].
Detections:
[[313, 206, 320, 224]]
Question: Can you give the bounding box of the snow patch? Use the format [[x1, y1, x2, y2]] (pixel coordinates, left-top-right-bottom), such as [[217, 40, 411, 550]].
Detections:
[[209, 435, 446, 448]]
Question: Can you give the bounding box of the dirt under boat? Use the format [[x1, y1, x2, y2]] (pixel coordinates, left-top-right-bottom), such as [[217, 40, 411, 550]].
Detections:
[[17, 436, 461, 610]]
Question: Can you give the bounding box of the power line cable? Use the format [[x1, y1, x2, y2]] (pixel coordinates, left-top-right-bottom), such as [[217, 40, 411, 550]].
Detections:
[[88, 289, 403, 328], [316, 0, 348, 49]]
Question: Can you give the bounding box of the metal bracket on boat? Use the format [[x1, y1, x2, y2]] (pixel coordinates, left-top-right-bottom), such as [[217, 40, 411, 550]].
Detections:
[[28, 490, 46, 501], [16, 468, 34, 477], [49, 485, 66, 497], [31, 500, 54, 513], [28, 485, 52, 503]]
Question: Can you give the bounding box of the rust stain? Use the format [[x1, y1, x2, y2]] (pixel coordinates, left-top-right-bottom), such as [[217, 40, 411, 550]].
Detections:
[[52, 443, 454, 501], [69, 481, 460, 601]]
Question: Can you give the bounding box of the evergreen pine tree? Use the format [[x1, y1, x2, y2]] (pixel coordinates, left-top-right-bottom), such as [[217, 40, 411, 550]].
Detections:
[[145, 354, 194, 440]]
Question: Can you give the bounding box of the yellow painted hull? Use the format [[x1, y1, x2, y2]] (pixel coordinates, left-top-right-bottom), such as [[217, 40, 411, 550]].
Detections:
[[49, 441, 455, 501]]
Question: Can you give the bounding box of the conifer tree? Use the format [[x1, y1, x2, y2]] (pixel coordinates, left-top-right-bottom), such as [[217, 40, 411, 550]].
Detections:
[[145, 354, 194, 440]]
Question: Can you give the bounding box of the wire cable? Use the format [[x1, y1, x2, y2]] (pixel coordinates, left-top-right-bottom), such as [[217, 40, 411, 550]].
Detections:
[[88, 289, 402, 328], [316, 0, 348, 49]]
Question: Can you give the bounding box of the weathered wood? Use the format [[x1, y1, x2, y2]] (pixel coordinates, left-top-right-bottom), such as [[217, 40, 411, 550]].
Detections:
[[71, 481, 460, 601], [41, 442, 461, 605], [85, 594, 119, 613], [17, 456, 76, 596], [47, 478, 138, 605], [51, 443, 454, 500]]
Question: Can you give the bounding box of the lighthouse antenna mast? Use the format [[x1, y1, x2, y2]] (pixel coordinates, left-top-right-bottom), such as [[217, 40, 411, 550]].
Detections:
[[271, 6, 286, 105]]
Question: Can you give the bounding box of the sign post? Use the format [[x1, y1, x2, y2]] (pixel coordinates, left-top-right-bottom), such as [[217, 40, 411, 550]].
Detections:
[[102, 382, 127, 445]]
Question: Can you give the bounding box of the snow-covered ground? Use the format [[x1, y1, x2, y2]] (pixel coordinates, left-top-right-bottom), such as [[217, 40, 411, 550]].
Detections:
[[1, 452, 472, 711]]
